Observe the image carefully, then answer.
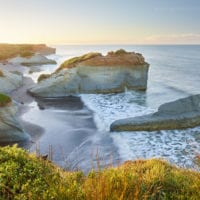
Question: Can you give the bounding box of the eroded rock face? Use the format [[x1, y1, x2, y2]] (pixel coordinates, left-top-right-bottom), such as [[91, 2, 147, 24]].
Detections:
[[9, 54, 56, 66], [29, 50, 149, 97], [110, 94, 200, 132], [0, 70, 23, 93], [0, 103, 29, 142]]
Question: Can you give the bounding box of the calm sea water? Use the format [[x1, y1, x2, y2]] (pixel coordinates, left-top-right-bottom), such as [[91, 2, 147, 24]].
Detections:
[[23, 45, 200, 172]]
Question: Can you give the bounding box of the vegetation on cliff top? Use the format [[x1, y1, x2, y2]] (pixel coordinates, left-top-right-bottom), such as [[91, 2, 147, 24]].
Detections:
[[0, 145, 200, 200], [0, 70, 4, 77], [56, 52, 102, 72], [37, 73, 51, 82], [0, 44, 55, 61], [0, 93, 11, 107]]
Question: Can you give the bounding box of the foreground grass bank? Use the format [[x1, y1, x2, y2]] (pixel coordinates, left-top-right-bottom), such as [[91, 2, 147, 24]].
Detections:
[[0, 146, 200, 200]]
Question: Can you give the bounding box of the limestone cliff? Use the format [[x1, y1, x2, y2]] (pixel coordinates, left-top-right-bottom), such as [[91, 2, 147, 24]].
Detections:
[[29, 49, 149, 97]]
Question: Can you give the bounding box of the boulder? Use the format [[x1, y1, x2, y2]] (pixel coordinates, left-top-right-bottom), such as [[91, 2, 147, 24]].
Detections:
[[0, 102, 29, 142], [0, 69, 23, 93], [29, 49, 149, 97], [110, 94, 200, 131], [9, 54, 56, 66]]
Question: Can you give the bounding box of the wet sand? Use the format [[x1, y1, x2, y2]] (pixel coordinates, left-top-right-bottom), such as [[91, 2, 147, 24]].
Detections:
[[0, 62, 44, 147], [0, 62, 119, 172]]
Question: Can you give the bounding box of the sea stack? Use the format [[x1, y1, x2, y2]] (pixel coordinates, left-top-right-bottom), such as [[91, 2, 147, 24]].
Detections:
[[29, 49, 150, 97], [110, 94, 200, 132]]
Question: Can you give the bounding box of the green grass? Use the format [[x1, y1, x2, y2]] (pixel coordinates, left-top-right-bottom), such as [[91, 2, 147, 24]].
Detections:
[[0, 93, 11, 107], [56, 52, 102, 72], [0, 145, 200, 200]]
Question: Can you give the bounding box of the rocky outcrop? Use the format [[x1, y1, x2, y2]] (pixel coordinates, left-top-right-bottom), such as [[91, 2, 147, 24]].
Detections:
[[0, 103, 29, 142], [110, 94, 200, 132], [29, 49, 149, 97], [0, 69, 23, 93], [9, 54, 56, 66]]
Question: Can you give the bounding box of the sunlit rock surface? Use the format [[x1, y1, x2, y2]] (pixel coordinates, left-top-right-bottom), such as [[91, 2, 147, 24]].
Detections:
[[29, 49, 149, 97]]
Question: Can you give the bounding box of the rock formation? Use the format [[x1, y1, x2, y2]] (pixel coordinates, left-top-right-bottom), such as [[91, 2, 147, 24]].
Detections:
[[110, 94, 200, 131], [0, 69, 23, 93], [0, 98, 29, 142], [29, 49, 149, 97], [9, 54, 56, 66]]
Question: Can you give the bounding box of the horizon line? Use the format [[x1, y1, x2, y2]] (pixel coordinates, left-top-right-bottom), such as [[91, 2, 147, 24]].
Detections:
[[1, 42, 200, 46]]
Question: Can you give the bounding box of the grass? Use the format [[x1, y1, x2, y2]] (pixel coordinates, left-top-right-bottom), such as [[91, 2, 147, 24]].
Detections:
[[0, 93, 11, 107], [0, 145, 200, 200], [56, 52, 102, 72]]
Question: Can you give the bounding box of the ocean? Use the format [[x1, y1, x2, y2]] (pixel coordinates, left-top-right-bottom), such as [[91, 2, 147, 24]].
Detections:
[[22, 45, 200, 172]]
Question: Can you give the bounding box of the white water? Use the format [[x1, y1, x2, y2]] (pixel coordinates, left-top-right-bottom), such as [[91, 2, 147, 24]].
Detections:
[[24, 45, 200, 170]]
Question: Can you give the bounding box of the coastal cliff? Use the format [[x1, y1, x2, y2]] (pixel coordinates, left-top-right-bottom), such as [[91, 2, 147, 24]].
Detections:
[[0, 44, 55, 61], [29, 49, 149, 97], [0, 94, 29, 142], [0, 69, 22, 93]]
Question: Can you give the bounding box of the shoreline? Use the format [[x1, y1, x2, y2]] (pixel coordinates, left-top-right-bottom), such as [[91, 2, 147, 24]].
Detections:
[[0, 62, 45, 148]]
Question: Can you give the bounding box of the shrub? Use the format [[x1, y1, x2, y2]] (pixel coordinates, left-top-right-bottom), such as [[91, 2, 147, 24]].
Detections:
[[56, 52, 102, 72], [0, 70, 4, 77], [0, 145, 200, 199], [37, 74, 51, 82], [19, 51, 34, 58], [0, 93, 11, 107]]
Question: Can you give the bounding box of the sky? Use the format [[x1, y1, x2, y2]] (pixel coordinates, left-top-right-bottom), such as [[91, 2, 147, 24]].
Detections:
[[0, 0, 200, 44]]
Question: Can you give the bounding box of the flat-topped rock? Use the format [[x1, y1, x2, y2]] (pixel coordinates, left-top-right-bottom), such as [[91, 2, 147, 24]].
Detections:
[[0, 94, 29, 142], [110, 94, 200, 132], [9, 54, 56, 66], [0, 69, 23, 93], [29, 49, 149, 97]]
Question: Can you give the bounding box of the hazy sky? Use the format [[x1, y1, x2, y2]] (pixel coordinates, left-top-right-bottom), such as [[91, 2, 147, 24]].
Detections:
[[0, 0, 200, 44]]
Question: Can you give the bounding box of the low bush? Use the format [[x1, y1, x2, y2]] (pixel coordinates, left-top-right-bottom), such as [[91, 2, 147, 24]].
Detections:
[[37, 74, 51, 82], [0, 145, 200, 199], [0, 93, 11, 107], [0, 70, 4, 77], [56, 52, 101, 72], [19, 51, 34, 58]]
